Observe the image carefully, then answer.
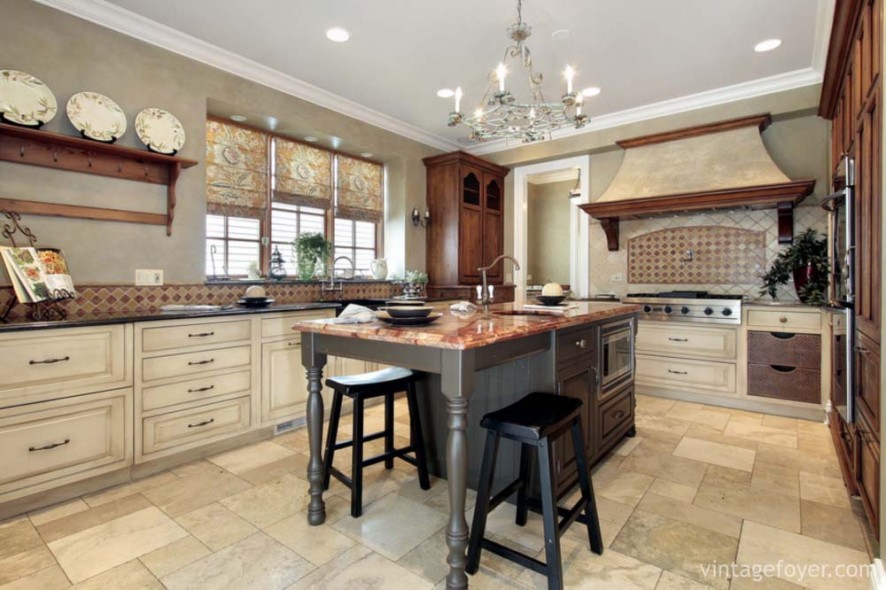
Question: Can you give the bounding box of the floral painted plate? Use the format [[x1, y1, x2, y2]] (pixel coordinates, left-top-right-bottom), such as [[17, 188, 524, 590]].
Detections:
[[134, 108, 185, 154], [0, 70, 58, 127], [66, 91, 126, 142]]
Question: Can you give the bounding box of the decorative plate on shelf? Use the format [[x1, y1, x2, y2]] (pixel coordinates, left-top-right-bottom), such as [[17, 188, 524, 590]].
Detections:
[[0, 70, 58, 127], [66, 91, 126, 142], [376, 311, 442, 326], [134, 108, 185, 154]]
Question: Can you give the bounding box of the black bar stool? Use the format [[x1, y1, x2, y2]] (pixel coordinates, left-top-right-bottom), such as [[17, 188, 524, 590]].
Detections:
[[466, 392, 603, 590], [323, 366, 431, 517]]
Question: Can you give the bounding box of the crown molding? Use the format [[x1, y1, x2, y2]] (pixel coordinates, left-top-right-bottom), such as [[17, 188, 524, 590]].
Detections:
[[527, 169, 579, 185], [467, 67, 823, 156], [33, 0, 461, 153]]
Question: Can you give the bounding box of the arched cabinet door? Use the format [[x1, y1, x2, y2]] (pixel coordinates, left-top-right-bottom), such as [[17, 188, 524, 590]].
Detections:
[[482, 174, 504, 281], [458, 167, 483, 283]]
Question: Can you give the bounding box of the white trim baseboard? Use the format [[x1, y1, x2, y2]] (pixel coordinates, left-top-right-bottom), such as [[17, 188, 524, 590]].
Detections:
[[871, 559, 886, 590]]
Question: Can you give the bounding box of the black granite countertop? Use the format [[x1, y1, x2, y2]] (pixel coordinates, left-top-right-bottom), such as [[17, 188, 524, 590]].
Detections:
[[0, 302, 342, 333]]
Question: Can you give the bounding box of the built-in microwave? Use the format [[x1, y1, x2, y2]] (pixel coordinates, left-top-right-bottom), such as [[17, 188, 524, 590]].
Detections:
[[601, 319, 634, 392]]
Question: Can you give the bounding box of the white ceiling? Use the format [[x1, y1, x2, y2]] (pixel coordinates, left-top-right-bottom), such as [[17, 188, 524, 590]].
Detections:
[[41, 0, 832, 153]]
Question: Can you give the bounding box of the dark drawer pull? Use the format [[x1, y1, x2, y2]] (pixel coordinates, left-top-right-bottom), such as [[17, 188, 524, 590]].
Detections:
[[29, 356, 70, 365], [667, 369, 688, 375], [188, 331, 215, 338], [770, 365, 797, 373], [668, 337, 688, 342], [29, 438, 70, 452], [611, 410, 627, 420], [188, 384, 215, 393], [187, 418, 215, 428], [770, 332, 796, 340], [188, 358, 215, 366]]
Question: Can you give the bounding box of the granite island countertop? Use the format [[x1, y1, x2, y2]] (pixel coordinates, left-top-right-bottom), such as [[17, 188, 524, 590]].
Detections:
[[293, 301, 641, 350]]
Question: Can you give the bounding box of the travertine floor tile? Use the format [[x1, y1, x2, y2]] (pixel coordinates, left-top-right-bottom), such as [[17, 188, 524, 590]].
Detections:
[[265, 512, 356, 566], [595, 469, 655, 507], [0, 518, 44, 560], [635, 395, 677, 415], [613, 435, 644, 456], [673, 437, 756, 472], [162, 532, 313, 590], [702, 465, 752, 490], [36, 494, 153, 544], [71, 560, 161, 590], [0, 546, 56, 585], [27, 499, 89, 527], [291, 544, 432, 590], [138, 535, 210, 578], [219, 473, 309, 529], [635, 414, 692, 438], [208, 441, 297, 474], [47, 506, 189, 583], [665, 405, 731, 430], [755, 443, 841, 477], [761, 415, 798, 431], [693, 483, 801, 533], [175, 502, 257, 551], [81, 471, 178, 508], [0, 565, 69, 590], [638, 493, 742, 538], [619, 445, 709, 488], [143, 469, 251, 518], [723, 420, 798, 449], [800, 499, 867, 552], [649, 478, 699, 503], [683, 423, 759, 451], [728, 576, 806, 589], [656, 570, 717, 589], [236, 452, 309, 485], [751, 462, 800, 499], [798, 472, 851, 509]]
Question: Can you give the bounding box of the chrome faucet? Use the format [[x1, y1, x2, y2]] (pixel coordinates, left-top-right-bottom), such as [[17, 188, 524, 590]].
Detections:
[[478, 255, 521, 316], [322, 255, 355, 293]]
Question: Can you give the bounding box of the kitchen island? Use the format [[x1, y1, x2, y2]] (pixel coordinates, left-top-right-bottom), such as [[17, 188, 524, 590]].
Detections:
[[294, 301, 640, 589]]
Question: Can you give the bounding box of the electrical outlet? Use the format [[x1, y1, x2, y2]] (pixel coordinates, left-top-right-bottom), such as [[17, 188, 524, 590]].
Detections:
[[611, 272, 624, 282], [135, 269, 164, 286]]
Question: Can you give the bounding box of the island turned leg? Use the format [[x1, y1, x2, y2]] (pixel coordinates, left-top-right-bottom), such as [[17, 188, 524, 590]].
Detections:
[[302, 335, 328, 526], [441, 350, 475, 590]]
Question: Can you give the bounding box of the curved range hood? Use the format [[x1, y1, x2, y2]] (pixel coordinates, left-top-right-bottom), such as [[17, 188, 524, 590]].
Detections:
[[580, 114, 815, 251]]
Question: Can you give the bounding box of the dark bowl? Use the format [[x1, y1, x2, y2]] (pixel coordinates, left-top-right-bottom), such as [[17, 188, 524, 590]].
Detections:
[[238, 297, 274, 308], [381, 306, 434, 318], [536, 295, 567, 306]]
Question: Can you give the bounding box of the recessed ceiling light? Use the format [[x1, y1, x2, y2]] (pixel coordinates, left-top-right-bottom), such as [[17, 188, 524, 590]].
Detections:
[[229, 115, 247, 122], [360, 152, 373, 158], [436, 88, 455, 98], [754, 38, 782, 53], [581, 87, 601, 97], [551, 29, 570, 41], [326, 27, 350, 42], [304, 135, 318, 142]]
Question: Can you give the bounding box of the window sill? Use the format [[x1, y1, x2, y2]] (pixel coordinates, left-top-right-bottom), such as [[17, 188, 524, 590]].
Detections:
[[204, 278, 395, 286]]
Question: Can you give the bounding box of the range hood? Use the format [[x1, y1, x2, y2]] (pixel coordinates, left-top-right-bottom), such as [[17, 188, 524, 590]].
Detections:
[[580, 114, 815, 251]]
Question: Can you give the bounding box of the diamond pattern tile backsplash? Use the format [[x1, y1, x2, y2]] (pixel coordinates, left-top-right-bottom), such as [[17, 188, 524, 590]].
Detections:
[[628, 226, 766, 284], [590, 205, 827, 300]]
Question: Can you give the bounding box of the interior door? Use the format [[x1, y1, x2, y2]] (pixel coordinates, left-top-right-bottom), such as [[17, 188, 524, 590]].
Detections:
[[482, 174, 504, 283], [459, 167, 483, 284]]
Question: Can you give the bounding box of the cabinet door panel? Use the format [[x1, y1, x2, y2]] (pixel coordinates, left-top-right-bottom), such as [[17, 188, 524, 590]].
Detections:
[[482, 174, 504, 281], [459, 206, 483, 283], [856, 333, 880, 435], [555, 365, 592, 491], [262, 339, 307, 423]]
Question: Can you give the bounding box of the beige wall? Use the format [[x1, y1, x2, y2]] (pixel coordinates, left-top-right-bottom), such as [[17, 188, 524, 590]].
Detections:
[[0, 0, 440, 285], [526, 180, 572, 286]]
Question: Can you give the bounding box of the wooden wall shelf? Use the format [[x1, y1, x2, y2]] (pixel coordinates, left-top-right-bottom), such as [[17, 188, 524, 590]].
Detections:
[[0, 124, 198, 235], [580, 180, 816, 251]]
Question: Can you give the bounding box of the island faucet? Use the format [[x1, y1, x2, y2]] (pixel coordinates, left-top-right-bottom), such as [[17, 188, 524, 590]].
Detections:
[[322, 255, 355, 293], [478, 255, 520, 316]]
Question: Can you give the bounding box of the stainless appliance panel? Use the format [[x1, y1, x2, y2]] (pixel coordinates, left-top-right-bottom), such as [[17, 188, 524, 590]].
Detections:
[[601, 320, 634, 391]]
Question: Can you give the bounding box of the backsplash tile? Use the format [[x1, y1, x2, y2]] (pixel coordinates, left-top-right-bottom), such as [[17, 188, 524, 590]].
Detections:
[[628, 226, 765, 284]]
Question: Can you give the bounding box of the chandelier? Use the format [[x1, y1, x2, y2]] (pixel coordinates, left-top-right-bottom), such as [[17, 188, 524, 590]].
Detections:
[[446, 0, 591, 143]]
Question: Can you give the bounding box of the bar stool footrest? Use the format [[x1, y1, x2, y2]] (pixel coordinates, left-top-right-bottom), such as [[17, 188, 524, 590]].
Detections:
[[481, 538, 548, 576]]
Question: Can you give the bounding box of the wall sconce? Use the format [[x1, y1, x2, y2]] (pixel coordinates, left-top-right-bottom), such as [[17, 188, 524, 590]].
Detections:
[[412, 207, 430, 228]]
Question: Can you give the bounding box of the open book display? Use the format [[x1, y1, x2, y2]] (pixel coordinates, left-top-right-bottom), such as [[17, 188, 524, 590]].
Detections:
[[0, 210, 75, 321]]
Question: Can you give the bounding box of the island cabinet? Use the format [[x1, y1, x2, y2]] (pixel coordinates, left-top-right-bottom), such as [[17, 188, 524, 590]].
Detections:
[[423, 151, 509, 286]]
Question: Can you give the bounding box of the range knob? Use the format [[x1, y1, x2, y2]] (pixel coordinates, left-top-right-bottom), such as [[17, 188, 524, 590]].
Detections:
[[663, 305, 673, 314], [681, 306, 690, 315], [722, 308, 733, 316], [703, 307, 714, 316], [643, 305, 653, 313]]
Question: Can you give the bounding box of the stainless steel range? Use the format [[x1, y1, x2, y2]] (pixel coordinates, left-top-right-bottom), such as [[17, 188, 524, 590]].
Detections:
[[622, 291, 743, 325]]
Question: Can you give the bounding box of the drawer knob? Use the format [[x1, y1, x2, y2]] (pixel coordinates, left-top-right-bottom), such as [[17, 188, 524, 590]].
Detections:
[[188, 385, 215, 393], [855, 346, 870, 355], [187, 418, 215, 428], [29, 438, 70, 452], [188, 358, 215, 366], [29, 355, 70, 365], [575, 339, 588, 349], [779, 317, 788, 323], [188, 331, 215, 338], [667, 337, 689, 342], [667, 369, 688, 375], [612, 410, 627, 420]]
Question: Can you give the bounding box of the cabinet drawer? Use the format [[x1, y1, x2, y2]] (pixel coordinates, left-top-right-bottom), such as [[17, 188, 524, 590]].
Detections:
[[142, 396, 250, 455], [142, 320, 250, 352], [600, 387, 633, 443], [747, 363, 820, 404], [747, 309, 821, 331], [0, 390, 128, 492], [636, 356, 736, 394], [557, 326, 596, 366], [142, 346, 251, 382], [262, 311, 334, 340], [636, 323, 736, 361], [142, 370, 252, 412], [0, 325, 128, 401], [748, 331, 821, 369]]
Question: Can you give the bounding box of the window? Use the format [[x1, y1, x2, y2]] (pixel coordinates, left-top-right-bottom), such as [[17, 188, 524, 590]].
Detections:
[[204, 119, 383, 278]]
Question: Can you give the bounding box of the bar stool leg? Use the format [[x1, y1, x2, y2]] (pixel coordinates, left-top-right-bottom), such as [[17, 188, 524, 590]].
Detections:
[[515, 443, 532, 527], [322, 390, 344, 491], [351, 395, 365, 518], [571, 418, 603, 555], [537, 438, 564, 590], [466, 430, 500, 575], [384, 392, 395, 470], [405, 382, 431, 490]]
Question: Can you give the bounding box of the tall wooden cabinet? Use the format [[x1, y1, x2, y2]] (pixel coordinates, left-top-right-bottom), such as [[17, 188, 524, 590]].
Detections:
[[423, 151, 509, 286], [820, 0, 882, 538]]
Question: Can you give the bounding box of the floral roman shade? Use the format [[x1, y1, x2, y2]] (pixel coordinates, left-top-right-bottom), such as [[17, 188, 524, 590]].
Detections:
[[205, 120, 268, 219], [273, 138, 333, 210], [336, 155, 384, 222]]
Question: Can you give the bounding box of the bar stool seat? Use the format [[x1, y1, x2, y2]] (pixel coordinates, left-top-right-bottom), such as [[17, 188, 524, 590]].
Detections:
[[323, 367, 431, 518], [467, 392, 603, 590]]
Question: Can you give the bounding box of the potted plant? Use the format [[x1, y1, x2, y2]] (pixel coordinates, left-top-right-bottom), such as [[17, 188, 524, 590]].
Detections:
[[394, 270, 429, 298], [293, 233, 333, 280], [760, 228, 829, 304]]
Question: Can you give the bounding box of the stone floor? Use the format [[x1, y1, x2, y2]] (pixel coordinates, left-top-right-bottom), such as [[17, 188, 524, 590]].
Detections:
[[0, 394, 874, 589]]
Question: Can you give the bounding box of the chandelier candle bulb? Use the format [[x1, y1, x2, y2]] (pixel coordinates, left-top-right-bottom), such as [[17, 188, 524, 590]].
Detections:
[[565, 65, 575, 94], [455, 86, 463, 113], [496, 63, 507, 92]]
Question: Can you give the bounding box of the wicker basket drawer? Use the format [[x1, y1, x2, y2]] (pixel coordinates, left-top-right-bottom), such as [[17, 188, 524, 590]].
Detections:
[[747, 363, 820, 404], [748, 332, 821, 370]]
